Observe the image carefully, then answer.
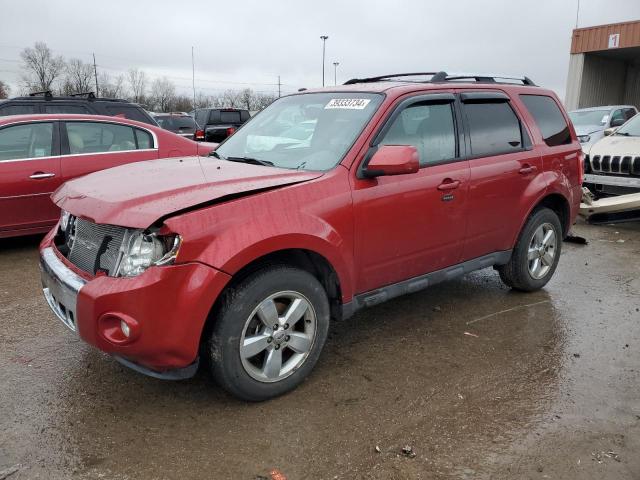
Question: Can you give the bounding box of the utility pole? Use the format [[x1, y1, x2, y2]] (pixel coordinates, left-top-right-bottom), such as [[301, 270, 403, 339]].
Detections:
[[320, 35, 329, 87], [333, 62, 339, 86], [192, 46, 196, 109], [575, 0, 580, 28], [278, 75, 281, 98], [92, 53, 99, 96]]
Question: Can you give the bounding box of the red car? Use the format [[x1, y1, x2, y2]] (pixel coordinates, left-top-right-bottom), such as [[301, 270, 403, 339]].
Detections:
[[39, 72, 583, 401], [0, 114, 214, 238]]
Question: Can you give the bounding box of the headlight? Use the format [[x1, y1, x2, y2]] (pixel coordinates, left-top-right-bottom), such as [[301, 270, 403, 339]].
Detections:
[[60, 210, 71, 231], [578, 135, 591, 143], [116, 231, 181, 277]]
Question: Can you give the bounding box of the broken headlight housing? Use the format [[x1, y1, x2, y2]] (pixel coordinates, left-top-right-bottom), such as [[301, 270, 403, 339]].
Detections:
[[116, 231, 181, 277]]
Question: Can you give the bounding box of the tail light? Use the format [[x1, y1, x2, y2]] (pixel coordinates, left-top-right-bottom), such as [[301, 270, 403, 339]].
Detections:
[[195, 129, 205, 141], [578, 151, 586, 185], [226, 127, 236, 137]]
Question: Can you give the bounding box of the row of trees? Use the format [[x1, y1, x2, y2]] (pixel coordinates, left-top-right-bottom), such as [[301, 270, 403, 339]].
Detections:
[[9, 42, 277, 112]]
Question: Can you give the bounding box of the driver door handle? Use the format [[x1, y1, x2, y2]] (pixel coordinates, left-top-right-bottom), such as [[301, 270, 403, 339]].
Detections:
[[437, 179, 461, 191], [519, 165, 537, 175], [29, 172, 56, 179]]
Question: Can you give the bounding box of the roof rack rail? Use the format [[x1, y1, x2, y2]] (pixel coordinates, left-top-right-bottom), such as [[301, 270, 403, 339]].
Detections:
[[431, 72, 536, 86], [68, 91, 96, 100], [343, 71, 536, 86], [344, 72, 439, 85], [28, 90, 53, 98]]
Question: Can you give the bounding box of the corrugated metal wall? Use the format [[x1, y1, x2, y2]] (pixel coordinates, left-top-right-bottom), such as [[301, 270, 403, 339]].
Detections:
[[578, 55, 627, 108], [624, 65, 640, 107]]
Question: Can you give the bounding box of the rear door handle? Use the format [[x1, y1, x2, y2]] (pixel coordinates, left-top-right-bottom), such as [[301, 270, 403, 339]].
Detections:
[[29, 172, 56, 179], [437, 179, 461, 191], [519, 165, 537, 175]]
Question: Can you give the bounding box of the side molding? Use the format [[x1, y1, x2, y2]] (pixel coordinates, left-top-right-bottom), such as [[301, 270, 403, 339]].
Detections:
[[342, 250, 512, 319]]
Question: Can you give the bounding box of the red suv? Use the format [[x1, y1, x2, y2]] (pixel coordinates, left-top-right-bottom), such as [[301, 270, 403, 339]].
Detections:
[[39, 72, 583, 401], [0, 114, 215, 238]]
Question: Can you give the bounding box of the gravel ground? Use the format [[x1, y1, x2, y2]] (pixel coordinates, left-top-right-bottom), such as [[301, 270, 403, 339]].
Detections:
[[0, 220, 639, 480]]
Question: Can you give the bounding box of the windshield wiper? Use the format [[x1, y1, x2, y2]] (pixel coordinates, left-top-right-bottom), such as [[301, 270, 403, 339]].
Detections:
[[615, 132, 631, 136], [226, 156, 275, 167], [209, 150, 225, 159]]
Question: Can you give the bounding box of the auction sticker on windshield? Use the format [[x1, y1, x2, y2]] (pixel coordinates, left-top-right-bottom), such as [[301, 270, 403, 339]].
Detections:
[[325, 98, 371, 110]]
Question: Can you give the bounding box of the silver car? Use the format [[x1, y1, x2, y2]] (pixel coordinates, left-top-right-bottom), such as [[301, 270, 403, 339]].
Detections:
[[569, 105, 638, 152]]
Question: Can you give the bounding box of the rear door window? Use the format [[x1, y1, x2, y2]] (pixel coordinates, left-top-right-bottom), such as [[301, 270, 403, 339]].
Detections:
[[463, 101, 524, 157], [623, 108, 637, 121], [65, 122, 138, 154], [0, 122, 54, 160], [520, 95, 571, 147]]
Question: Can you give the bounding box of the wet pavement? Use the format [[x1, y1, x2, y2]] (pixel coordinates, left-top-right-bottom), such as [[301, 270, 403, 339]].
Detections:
[[1, 221, 639, 479]]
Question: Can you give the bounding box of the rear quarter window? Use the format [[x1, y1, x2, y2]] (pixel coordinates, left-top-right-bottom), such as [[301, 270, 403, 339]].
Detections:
[[520, 95, 571, 147], [104, 105, 153, 125]]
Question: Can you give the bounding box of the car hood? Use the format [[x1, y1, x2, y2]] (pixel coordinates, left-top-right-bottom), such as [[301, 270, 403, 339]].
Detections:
[[589, 135, 640, 158], [53, 156, 322, 228], [574, 125, 603, 136]]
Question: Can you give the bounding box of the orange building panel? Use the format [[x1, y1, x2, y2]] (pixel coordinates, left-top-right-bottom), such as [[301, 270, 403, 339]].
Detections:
[[571, 20, 640, 54]]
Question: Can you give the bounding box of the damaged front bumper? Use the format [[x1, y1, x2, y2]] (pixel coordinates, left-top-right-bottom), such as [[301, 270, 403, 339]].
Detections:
[[580, 186, 640, 223]]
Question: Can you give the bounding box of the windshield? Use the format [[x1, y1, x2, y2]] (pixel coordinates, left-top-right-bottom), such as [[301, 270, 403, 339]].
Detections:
[[568, 109, 610, 127], [616, 114, 640, 136], [215, 92, 383, 171]]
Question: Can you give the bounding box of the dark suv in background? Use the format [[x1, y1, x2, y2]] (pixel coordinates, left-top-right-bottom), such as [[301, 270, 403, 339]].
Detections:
[[153, 112, 199, 140], [0, 91, 158, 126], [190, 108, 250, 142]]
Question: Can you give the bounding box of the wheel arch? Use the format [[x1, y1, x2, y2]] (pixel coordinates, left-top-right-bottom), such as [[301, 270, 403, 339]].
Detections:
[[200, 247, 346, 352], [519, 192, 571, 240]]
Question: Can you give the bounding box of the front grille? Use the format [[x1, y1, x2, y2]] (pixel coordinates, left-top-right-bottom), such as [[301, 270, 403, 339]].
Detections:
[[67, 217, 127, 275], [590, 154, 640, 176]]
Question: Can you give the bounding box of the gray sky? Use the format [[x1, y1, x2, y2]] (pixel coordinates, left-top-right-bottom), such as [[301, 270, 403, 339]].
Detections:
[[2, 0, 639, 101]]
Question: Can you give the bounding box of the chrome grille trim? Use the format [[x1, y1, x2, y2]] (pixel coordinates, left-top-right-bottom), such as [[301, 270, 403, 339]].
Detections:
[[67, 217, 127, 275]]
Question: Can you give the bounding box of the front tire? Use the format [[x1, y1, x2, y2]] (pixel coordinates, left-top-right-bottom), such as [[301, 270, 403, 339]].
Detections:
[[207, 266, 330, 401], [498, 207, 563, 292]]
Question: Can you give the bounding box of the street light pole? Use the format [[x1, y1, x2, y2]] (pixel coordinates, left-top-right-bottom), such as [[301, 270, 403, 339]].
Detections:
[[333, 62, 339, 86], [320, 35, 329, 87]]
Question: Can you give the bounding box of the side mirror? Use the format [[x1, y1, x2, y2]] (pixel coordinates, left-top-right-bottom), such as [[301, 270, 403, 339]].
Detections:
[[610, 117, 625, 128], [604, 127, 617, 136], [362, 145, 420, 178]]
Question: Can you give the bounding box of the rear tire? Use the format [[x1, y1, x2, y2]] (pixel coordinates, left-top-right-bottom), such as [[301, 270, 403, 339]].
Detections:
[[498, 207, 562, 292], [207, 266, 330, 401]]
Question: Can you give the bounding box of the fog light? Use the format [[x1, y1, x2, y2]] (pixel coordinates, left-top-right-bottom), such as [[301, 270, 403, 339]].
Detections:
[[121, 320, 130, 338]]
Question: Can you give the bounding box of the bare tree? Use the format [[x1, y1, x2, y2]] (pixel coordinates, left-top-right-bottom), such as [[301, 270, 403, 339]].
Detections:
[[149, 77, 176, 112], [64, 58, 95, 94], [20, 42, 65, 92], [173, 95, 193, 113], [221, 89, 242, 108], [193, 91, 210, 109], [98, 72, 125, 98], [127, 68, 147, 104], [0, 80, 9, 99], [253, 93, 277, 111], [238, 88, 255, 110]]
